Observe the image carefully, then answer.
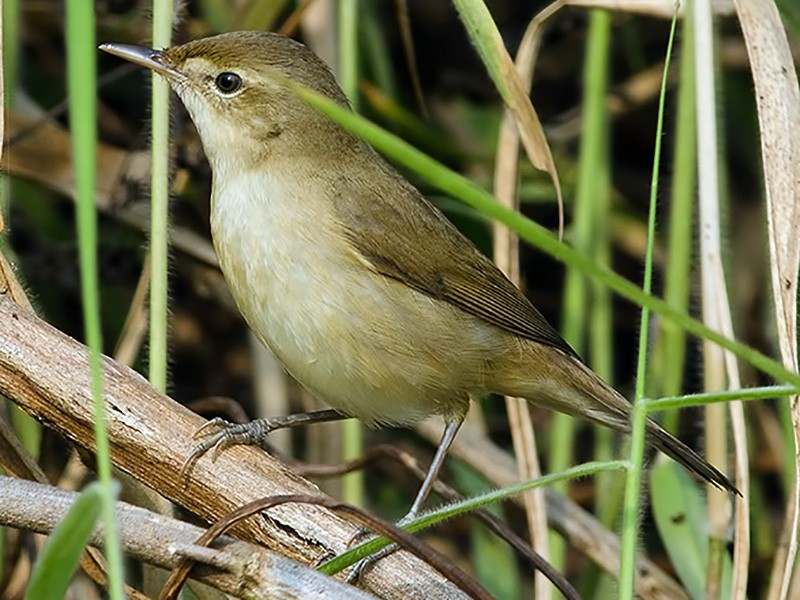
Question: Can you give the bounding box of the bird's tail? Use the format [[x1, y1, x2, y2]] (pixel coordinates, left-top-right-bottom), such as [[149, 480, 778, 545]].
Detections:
[[645, 419, 739, 495], [582, 365, 740, 495], [502, 344, 739, 495], [580, 363, 740, 495]]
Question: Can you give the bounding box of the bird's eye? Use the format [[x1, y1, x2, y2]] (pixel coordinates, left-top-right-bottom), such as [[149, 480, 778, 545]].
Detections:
[[214, 72, 242, 94]]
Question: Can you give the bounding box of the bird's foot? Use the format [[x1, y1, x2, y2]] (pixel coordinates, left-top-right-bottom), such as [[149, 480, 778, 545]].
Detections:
[[180, 417, 276, 478], [346, 544, 399, 583], [345, 512, 415, 583]]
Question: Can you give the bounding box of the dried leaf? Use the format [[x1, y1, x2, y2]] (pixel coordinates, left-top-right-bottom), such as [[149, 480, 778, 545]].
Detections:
[[732, 1, 800, 599], [453, 0, 563, 225], [568, 0, 734, 18]]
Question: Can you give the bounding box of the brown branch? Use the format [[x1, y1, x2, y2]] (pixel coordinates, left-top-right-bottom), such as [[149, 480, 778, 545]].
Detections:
[[0, 297, 466, 600], [161, 494, 492, 600], [0, 476, 378, 600]]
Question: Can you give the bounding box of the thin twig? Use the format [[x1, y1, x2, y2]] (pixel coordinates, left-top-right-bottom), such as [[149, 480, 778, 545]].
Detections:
[[159, 495, 492, 600], [0, 477, 372, 600], [292, 445, 580, 600]]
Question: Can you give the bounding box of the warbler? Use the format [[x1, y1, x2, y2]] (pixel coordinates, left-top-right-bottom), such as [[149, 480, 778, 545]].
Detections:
[[101, 32, 735, 526]]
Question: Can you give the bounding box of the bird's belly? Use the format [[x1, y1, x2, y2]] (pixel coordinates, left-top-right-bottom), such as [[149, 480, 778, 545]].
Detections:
[[210, 173, 504, 425], [234, 258, 490, 424]]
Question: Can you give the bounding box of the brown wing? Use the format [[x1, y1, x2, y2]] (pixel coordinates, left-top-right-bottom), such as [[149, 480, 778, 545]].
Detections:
[[330, 165, 579, 360]]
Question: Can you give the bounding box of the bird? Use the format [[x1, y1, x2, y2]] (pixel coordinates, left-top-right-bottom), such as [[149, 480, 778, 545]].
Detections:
[[100, 31, 736, 530]]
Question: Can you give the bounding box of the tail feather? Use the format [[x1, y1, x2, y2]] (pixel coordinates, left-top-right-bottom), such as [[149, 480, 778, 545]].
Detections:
[[580, 361, 740, 495], [577, 362, 740, 495], [506, 345, 740, 495], [646, 421, 740, 496]]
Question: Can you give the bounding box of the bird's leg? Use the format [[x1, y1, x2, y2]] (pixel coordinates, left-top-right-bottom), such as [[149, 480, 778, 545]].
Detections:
[[403, 415, 463, 523], [181, 408, 348, 477], [347, 415, 465, 583]]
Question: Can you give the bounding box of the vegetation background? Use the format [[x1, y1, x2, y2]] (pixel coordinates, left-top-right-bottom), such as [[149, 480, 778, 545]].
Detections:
[[1, 0, 799, 599]]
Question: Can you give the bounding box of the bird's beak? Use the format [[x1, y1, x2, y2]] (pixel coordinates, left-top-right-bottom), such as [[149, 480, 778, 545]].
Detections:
[[99, 43, 182, 80]]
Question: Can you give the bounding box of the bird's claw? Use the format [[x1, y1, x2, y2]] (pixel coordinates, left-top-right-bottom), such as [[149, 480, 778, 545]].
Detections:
[[192, 416, 230, 439], [178, 430, 224, 480], [344, 513, 416, 584], [347, 526, 373, 547], [180, 418, 273, 480], [346, 543, 398, 583]]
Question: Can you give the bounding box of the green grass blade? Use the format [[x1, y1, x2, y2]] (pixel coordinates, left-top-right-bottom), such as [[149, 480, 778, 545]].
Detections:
[[361, 1, 397, 101], [66, 3, 123, 597], [337, 0, 364, 509], [651, 462, 735, 600], [649, 6, 697, 433], [338, 0, 360, 111], [552, 7, 613, 571], [575, 12, 618, 596], [25, 482, 117, 600], [650, 462, 708, 599], [646, 386, 798, 412], [319, 460, 627, 574], [148, 0, 173, 394], [619, 7, 680, 598]]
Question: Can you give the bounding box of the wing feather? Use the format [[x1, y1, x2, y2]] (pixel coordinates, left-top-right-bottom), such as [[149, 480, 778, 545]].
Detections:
[[329, 167, 579, 360]]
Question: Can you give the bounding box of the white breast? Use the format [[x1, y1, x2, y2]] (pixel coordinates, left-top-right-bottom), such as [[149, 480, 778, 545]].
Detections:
[[210, 168, 344, 364]]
